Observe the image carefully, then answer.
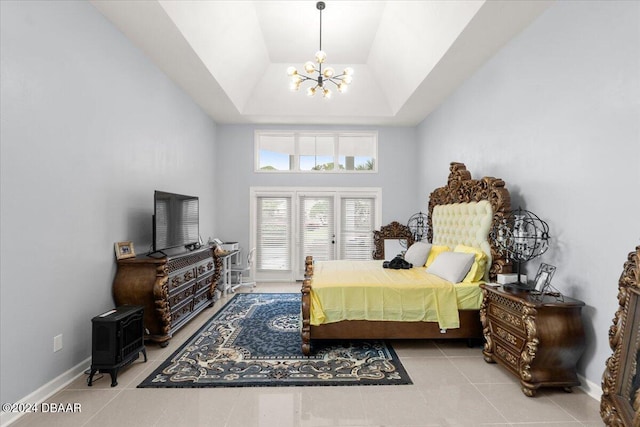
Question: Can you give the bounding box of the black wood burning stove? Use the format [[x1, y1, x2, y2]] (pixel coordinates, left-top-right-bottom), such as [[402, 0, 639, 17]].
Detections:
[[88, 305, 146, 387]]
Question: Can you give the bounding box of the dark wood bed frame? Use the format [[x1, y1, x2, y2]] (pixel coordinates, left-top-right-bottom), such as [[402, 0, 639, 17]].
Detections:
[[300, 162, 512, 355]]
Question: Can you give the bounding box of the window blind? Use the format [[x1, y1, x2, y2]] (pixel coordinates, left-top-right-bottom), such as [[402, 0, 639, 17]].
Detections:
[[340, 197, 375, 260], [299, 196, 335, 263], [256, 196, 292, 271]]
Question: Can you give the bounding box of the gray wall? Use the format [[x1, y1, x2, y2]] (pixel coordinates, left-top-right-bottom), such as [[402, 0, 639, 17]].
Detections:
[[0, 1, 218, 404], [213, 125, 420, 251], [415, 0, 640, 387]]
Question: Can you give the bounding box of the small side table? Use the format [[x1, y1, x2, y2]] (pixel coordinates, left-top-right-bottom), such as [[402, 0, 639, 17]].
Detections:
[[214, 250, 240, 295], [480, 284, 586, 396]]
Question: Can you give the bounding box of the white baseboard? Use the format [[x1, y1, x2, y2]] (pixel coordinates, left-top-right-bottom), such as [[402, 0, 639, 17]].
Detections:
[[578, 374, 602, 401], [1, 357, 91, 427]]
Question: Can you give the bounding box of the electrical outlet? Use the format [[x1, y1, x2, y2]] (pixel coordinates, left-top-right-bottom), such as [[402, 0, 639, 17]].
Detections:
[[53, 334, 63, 352]]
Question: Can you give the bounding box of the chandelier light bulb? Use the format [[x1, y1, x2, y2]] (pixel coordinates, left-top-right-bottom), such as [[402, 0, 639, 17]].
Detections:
[[315, 50, 326, 64], [304, 61, 316, 73], [307, 87, 317, 97], [287, 66, 298, 76], [337, 82, 347, 93], [323, 67, 335, 78], [344, 67, 354, 76], [323, 88, 332, 98], [342, 75, 353, 84], [290, 82, 301, 91]]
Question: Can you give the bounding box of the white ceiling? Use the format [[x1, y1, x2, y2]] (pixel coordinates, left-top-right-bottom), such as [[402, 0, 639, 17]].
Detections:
[[91, 0, 553, 126]]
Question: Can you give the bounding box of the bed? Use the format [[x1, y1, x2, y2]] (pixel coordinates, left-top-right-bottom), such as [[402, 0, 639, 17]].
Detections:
[[300, 162, 512, 355]]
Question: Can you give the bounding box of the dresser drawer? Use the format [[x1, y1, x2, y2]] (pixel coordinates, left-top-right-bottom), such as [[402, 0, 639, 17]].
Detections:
[[167, 268, 196, 290], [491, 323, 526, 351], [193, 287, 210, 311], [195, 258, 215, 277], [195, 270, 215, 292], [167, 282, 196, 307], [170, 300, 193, 328], [494, 341, 520, 372], [487, 297, 526, 336]]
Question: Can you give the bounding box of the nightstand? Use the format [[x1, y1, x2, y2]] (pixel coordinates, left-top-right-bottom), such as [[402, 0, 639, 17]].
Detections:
[[479, 284, 586, 397]]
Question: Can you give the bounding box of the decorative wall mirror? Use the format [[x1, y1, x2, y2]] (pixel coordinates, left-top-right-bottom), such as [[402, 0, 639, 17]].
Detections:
[[601, 246, 640, 426], [372, 221, 414, 260]]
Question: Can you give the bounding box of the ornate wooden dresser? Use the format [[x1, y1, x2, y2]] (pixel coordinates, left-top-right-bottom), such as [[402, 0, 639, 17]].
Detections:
[[480, 284, 586, 396], [112, 246, 218, 346]]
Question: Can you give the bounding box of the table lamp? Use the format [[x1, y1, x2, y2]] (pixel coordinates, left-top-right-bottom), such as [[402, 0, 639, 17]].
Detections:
[[490, 207, 550, 290]]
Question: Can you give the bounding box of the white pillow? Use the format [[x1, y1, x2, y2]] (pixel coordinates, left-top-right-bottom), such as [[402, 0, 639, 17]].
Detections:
[[403, 242, 432, 267], [426, 252, 475, 283]]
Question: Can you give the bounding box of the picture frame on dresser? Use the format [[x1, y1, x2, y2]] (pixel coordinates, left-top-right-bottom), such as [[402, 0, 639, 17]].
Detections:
[[533, 263, 556, 292], [114, 241, 135, 260], [601, 246, 640, 427]]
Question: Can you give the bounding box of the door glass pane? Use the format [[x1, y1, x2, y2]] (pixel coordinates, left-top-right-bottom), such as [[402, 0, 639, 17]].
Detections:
[[300, 196, 334, 263], [256, 197, 291, 270], [340, 197, 375, 260]]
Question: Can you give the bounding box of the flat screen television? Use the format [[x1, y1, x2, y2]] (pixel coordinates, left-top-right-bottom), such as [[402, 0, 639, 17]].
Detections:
[[153, 190, 199, 252]]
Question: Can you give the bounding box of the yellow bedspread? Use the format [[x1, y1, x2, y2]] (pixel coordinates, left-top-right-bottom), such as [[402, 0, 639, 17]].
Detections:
[[309, 260, 483, 329]]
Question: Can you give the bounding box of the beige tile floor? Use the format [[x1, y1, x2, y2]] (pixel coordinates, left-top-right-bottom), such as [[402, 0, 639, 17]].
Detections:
[[11, 283, 603, 427]]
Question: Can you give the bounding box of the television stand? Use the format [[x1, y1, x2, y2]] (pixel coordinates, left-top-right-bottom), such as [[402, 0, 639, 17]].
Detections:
[[112, 246, 219, 346]]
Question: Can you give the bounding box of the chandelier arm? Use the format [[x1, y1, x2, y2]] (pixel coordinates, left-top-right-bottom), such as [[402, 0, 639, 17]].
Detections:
[[298, 75, 317, 82]]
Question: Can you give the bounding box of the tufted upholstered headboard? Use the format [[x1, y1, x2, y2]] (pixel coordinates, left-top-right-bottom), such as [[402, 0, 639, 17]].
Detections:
[[427, 163, 512, 280], [432, 201, 494, 280]]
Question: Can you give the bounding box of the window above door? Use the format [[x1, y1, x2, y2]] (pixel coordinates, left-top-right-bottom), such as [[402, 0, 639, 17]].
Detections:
[[255, 131, 377, 173]]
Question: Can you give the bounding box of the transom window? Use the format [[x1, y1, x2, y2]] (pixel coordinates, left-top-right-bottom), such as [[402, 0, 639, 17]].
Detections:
[[256, 131, 377, 173]]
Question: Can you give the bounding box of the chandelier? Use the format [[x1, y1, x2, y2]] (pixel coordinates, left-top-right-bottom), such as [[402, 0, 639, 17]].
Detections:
[[287, 1, 353, 98]]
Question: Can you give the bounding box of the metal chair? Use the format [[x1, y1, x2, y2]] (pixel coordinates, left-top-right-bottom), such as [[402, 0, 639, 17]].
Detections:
[[230, 248, 256, 291]]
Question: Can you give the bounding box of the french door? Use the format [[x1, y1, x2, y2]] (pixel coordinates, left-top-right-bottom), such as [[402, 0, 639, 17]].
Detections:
[[251, 187, 381, 282], [299, 194, 336, 263]]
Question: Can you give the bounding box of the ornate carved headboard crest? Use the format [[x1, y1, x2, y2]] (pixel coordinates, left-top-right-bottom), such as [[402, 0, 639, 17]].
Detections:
[[427, 162, 512, 279]]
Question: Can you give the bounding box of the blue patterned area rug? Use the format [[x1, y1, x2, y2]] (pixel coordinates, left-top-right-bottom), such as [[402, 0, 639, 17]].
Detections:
[[138, 293, 412, 388]]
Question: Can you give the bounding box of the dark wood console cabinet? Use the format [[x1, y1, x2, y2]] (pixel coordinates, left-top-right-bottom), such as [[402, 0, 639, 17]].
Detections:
[[112, 246, 219, 346], [480, 284, 586, 396]]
